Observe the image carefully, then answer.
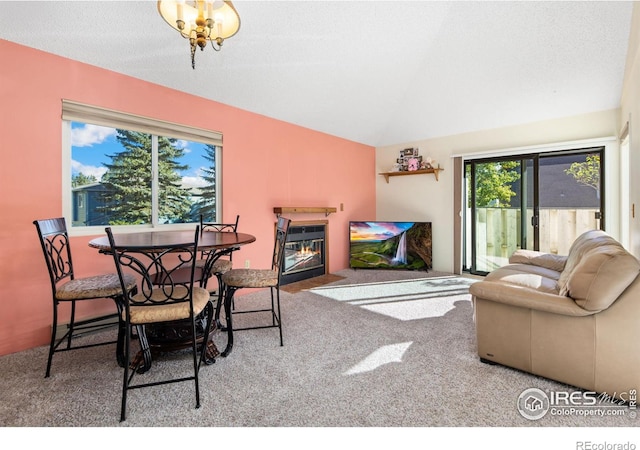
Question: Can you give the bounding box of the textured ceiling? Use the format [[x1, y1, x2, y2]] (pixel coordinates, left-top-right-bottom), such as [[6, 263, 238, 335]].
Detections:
[[0, 1, 634, 147]]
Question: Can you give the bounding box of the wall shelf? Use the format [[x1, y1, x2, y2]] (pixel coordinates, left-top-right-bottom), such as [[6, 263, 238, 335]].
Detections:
[[379, 167, 444, 183], [273, 207, 337, 217]]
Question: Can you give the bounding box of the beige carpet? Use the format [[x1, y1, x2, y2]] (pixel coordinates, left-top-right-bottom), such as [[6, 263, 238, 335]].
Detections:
[[0, 268, 634, 444]]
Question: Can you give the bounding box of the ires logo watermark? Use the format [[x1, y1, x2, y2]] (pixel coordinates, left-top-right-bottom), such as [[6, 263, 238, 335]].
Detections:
[[517, 387, 637, 421]]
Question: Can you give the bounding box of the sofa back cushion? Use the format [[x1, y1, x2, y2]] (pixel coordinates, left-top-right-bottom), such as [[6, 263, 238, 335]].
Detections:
[[509, 249, 567, 273], [559, 230, 640, 311], [557, 230, 617, 295]]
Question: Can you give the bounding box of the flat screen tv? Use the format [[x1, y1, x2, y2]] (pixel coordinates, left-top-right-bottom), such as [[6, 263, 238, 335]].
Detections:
[[349, 221, 432, 270]]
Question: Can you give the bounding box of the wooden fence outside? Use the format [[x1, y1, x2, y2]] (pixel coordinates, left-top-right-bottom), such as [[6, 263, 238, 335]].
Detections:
[[467, 208, 598, 270]]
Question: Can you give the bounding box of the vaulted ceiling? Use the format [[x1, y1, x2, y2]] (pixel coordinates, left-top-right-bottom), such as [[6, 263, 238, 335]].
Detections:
[[0, 1, 634, 147]]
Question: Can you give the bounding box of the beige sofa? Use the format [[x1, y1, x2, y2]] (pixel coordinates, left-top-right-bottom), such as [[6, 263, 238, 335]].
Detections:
[[470, 230, 640, 400]]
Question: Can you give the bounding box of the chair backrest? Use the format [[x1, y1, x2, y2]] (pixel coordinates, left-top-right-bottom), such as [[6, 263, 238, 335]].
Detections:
[[199, 214, 240, 233], [106, 227, 201, 311], [199, 214, 240, 260], [33, 217, 74, 293], [272, 217, 291, 278]]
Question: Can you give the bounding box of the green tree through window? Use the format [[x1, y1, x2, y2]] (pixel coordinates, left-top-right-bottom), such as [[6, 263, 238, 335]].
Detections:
[[564, 154, 600, 197], [72, 173, 97, 187], [98, 130, 192, 225], [468, 161, 521, 208], [69, 119, 220, 227], [192, 143, 217, 220]]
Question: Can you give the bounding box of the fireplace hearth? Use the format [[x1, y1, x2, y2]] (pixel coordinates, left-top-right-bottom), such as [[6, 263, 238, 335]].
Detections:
[[281, 221, 327, 285]]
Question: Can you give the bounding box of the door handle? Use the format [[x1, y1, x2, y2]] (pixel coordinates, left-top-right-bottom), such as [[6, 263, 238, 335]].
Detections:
[[531, 216, 539, 227]]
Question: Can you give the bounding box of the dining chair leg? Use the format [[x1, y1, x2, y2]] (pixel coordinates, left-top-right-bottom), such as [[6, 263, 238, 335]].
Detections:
[[190, 312, 201, 410], [221, 286, 238, 357], [66, 300, 77, 350], [135, 326, 153, 374], [214, 274, 225, 329], [275, 288, 283, 347], [199, 301, 215, 368], [120, 323, 131, 422], [114, 296, 126, 368], [270, 289, 276, 327], [45, 301, 59, 378]]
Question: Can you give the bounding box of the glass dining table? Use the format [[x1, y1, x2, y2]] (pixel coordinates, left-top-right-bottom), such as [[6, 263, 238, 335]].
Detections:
[[89, 228, 256, 372]]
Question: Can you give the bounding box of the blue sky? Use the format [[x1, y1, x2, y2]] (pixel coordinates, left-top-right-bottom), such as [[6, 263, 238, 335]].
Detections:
[[70, 122, 210, 188]]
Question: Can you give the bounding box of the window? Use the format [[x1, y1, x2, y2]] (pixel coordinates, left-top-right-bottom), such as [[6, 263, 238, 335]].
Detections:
[[463, 148, 605, 275], [62, 100, 222, 234]]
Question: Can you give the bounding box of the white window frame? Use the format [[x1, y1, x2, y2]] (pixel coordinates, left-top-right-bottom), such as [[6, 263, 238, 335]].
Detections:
[[61, 100, 223, 236]]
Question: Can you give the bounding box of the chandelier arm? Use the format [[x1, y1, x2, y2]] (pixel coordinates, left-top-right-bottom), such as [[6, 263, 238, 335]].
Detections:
[[209, 38, 223, 52]]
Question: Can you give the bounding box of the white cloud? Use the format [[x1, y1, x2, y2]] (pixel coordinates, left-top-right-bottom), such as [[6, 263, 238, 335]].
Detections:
[[176, 139, 191, 153], [71, 160, 107, 181], [182, 175, 207, 189], [71, 124, 116, 147]]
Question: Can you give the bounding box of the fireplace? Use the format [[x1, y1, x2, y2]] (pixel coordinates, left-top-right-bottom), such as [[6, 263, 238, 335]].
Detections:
[[281, 221, 327, 285]]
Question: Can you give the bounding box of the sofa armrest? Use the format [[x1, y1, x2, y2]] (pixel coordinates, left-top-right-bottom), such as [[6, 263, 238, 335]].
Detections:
[[470, 281, 593, 317], [509, 249, 567, 272]]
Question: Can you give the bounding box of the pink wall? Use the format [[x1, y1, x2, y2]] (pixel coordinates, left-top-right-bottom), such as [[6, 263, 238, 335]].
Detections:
[[0, 39, 375, 356]]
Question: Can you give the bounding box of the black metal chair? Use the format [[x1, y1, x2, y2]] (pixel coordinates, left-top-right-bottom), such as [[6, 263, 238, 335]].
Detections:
[[106, 226, 214, 422], [220, 217, 291, 356], [33, 217, 137, 378], [196, 214, 240, 325]]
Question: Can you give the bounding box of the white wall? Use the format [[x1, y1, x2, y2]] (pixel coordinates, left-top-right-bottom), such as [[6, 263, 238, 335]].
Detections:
[[620, 3, 640, 257], [376, 109, 620, 273]]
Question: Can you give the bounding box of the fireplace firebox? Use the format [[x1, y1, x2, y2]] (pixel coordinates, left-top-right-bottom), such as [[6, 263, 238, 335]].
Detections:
[[281, 222, 326, 285]]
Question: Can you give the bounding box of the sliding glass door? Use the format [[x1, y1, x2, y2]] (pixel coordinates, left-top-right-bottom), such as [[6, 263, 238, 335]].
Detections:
[[536, 151, 603, 254], [465, 156, 535, 274], [464, 148, 603, 276]]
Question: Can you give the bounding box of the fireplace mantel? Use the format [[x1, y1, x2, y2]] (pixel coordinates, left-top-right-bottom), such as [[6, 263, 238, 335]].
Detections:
[[273, 207, 337, 217]]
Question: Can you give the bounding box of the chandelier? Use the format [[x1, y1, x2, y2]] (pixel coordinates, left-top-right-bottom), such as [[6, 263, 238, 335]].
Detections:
[[158, 1, 241, 69]]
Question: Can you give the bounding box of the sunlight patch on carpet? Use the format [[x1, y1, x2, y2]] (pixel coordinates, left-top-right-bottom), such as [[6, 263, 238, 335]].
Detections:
[[361, 293, 472, 320], [310, 276, 477, 321], [343, 342, 413, 375]]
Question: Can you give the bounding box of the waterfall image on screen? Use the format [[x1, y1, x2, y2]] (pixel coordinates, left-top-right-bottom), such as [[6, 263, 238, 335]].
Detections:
[[391, 231, 408, 264], [349, 221, 432, 270]]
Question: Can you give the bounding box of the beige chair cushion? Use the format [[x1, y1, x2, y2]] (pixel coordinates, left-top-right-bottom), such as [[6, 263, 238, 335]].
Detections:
[[222, 269, 279, 288], [564, 246, 640, 312], [56, 273, 136, 300], [126, 286, 211, 324], [195, 258, 233, 273]]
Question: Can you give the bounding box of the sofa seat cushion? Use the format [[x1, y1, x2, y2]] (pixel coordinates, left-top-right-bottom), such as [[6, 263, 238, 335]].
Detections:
[[485, 263, 560, 294]]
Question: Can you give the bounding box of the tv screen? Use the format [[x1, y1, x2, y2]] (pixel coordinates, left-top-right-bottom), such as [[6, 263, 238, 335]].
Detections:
[[349, 221, 432, 270]]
